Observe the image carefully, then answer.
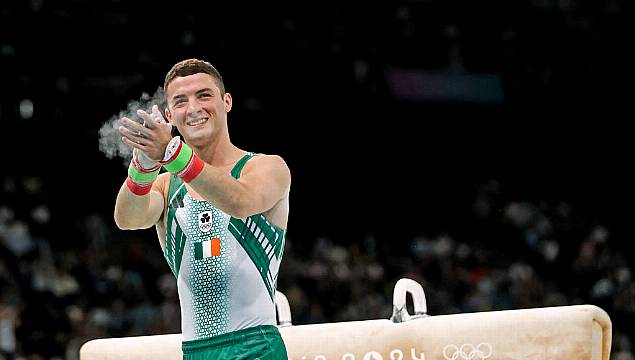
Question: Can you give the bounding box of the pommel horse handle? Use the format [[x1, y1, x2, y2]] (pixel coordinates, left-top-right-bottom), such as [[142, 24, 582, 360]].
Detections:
[[391, 278, 427, 323], [275, 290, 292, 327]]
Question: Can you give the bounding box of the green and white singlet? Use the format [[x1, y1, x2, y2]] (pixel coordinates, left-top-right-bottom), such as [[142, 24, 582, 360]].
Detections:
[[163, 153, 286, 341]]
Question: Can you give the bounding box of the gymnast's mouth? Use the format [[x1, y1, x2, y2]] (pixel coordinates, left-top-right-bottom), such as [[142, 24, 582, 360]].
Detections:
[[186, 117, 208, 126]]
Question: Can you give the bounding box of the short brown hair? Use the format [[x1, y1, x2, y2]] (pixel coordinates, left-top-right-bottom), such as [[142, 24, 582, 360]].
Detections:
[[163, 58, 225, 97]]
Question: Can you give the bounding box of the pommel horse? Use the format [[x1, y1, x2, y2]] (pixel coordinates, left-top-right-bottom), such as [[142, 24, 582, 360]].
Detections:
[[80, 278, 612, 359]]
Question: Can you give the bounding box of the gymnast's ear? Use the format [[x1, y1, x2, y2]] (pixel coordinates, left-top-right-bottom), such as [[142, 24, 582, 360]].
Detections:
[[223, 92, 232, 113]]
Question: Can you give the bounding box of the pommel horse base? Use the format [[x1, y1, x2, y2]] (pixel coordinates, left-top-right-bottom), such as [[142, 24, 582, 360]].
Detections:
[[80, 278, 612, 360]]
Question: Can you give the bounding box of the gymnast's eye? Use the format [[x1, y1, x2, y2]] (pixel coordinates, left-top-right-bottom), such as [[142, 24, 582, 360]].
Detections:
[[173, 98, 187, 107]]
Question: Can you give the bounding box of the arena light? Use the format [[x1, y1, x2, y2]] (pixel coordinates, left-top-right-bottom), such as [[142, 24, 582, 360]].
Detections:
[[19, 99, 33, 120]]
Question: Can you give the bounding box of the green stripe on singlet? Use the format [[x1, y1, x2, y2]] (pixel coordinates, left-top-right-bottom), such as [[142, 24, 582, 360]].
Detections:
[[249, 214, 285, 258], [165, 176, 187, 277]]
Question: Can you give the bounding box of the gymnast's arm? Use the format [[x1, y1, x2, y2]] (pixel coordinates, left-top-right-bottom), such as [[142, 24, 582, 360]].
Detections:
[[114, 173, 167, 230], [186, 154, 290, 219], [114, 106, 172, 230]]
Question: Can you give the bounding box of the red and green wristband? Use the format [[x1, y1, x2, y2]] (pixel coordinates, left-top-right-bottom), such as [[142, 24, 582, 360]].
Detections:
[[126, 159, 160, 196], [160, 137, 204, 183]]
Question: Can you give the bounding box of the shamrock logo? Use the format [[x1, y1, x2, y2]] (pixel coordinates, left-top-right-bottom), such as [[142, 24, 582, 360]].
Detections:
[[198, 211, 213, 232], [201, 213, 211, 223]]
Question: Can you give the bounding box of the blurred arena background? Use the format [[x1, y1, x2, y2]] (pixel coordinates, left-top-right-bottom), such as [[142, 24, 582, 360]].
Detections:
[[0, 0, 632, 359]]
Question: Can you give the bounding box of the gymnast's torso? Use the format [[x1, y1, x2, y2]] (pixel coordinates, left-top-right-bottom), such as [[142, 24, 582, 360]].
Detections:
[[153, 153, 286, 341]]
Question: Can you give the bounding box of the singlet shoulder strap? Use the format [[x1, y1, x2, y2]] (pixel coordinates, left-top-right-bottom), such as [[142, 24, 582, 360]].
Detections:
[[164, 174, 187, 277], [167, 174, 185, 206], [230, 152, 259, 179]]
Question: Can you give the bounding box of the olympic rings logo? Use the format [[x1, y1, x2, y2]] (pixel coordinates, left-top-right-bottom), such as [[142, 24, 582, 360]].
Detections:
[[442, 343, 493, 360]]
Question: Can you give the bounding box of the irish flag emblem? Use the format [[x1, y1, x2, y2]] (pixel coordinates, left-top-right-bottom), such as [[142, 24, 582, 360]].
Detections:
[[194, 238, 221, 260]]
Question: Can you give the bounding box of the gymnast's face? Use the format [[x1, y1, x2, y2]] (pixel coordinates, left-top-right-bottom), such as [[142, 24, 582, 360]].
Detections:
[[165, 72, 232, 147]]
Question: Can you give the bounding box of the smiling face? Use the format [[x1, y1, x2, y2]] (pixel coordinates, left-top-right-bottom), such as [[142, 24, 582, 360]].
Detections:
[[165, 72, 232, 147]]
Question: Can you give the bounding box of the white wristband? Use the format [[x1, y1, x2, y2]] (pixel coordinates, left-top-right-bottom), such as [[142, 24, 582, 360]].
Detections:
[[161, 136, 183, 163], [133, 148, 160, 171]]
